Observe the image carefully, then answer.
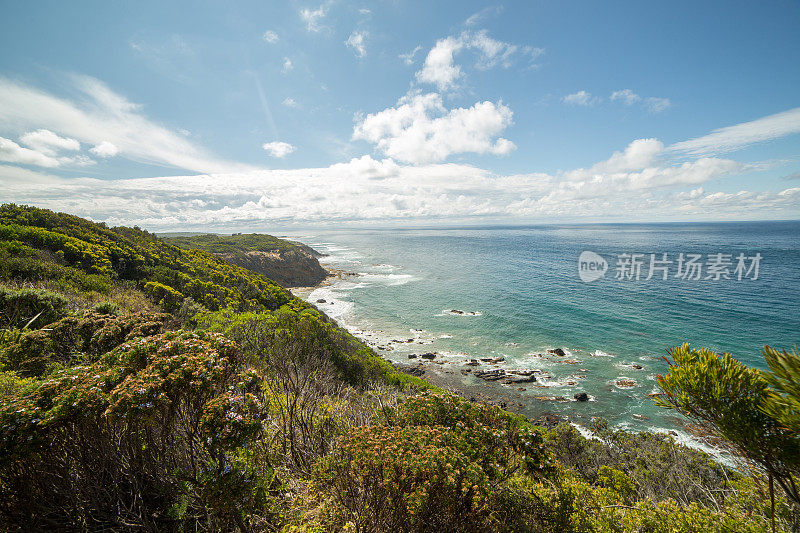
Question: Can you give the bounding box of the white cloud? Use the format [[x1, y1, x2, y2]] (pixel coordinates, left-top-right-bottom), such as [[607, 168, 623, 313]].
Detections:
[[0, 137, 61, 167], [610, 89, 641, 105], [300, 5, 327, 32], [358, 8, 371, 15], [415, 31, 543, 91], [345, 31, 368, 58], [282, 97, 298, 108], [3, 144, 789, 229], [282, 57, 293, 72], [669, 107, 800, 156], [562, 90, 597, 106], [353, 92, 515, 164], [262, 141, 296, 158], [262, 30, 279, 43], [20, 129, 80, 155], [469, 30, 519, 69], [0, 75, 253, 174], [399, 45, 422, 65], [645, 97, 671, 114], [89, 141, 119, 158], [415, 36, 464, 90]]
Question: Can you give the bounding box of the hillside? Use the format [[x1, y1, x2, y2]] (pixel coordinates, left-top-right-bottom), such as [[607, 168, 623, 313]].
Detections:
[[0, 204, 793, 532], [163, 233, 328, 287]]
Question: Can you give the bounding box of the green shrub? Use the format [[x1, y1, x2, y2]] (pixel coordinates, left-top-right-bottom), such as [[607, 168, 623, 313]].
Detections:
[[315, 425, 495, 531], [1, 311, 172, 377], [0, 286, 68, 329], [92, 301, 119, 315]]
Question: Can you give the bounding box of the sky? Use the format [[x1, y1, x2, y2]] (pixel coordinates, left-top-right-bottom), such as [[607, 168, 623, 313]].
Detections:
[[0, 0, 799, 230]]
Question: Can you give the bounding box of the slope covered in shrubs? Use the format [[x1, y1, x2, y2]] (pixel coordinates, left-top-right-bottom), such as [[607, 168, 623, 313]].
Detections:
[[0, 204, 795, 532]]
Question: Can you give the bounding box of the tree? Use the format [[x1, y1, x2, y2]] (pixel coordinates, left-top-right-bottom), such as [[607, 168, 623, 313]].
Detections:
[[655, 343, 800, 531]]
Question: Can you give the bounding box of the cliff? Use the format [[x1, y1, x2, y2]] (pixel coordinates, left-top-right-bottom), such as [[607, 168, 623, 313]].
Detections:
[[163, 233, 329, 287]]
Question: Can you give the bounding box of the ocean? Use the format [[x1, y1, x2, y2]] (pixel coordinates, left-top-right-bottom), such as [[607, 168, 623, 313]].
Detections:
[[281, 221, 800, 450]]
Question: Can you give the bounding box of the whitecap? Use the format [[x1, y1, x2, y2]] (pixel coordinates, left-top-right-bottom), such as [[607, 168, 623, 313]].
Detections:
[[357, 273, 415, 286]]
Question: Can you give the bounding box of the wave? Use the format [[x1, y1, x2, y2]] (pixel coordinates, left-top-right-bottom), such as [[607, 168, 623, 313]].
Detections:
[[356, 272, 415, 286]]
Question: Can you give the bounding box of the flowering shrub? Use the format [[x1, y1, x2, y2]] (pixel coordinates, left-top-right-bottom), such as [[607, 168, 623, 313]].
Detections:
[[395, 392, 552, 476], [315, 425, 494, 531], [0, 331, 271, 530]]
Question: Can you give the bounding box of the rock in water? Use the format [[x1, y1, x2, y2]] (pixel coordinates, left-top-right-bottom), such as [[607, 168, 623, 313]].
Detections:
[[574, 392, 589, 402]]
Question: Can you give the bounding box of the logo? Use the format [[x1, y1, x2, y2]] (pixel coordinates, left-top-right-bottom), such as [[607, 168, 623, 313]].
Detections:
[[578, 251, 607, 283]]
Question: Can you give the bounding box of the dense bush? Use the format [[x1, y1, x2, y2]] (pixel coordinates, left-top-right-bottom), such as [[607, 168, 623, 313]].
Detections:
[[0, 285, 68, 329], [0, 331, 273, 531], [544, 422, 734, 507], [315, 425, 497, 531], [197, 304, 433, 390], [1, 311, 172, 377]]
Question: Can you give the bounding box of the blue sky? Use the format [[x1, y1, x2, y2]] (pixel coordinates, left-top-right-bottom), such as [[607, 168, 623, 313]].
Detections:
[[0, 0, 799, 229]]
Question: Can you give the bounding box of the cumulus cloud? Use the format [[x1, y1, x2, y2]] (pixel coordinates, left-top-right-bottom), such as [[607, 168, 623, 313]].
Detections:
[[353, 92, 516, 164], [282, 57, 293, 72], [282, 97, 298, 108], [0, 75, 253, 174], [415, 31, 541, 91], [669, 106, 800, 156], [610, 89, 641, 105], [415, 37, 464, 90], [562, 90, 597, 106], [20, 129, 80, 155], [262, 30, 279, 43], [262, 141, 296, 158], [300, 5, 327, 32], [345, 31, 368, 58], [89, 141, 119, 158]]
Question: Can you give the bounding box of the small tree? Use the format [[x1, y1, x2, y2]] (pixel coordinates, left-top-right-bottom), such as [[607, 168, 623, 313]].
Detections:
[[655, 343, 800, 531]]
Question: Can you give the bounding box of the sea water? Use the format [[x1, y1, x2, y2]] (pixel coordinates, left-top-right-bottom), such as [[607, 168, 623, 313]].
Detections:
[[280, 222, 800, 447]]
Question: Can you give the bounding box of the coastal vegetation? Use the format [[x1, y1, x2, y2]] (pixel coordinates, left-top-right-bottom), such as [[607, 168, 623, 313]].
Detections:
[[0, 204, 797, 531], [163, 233, 328, 288]]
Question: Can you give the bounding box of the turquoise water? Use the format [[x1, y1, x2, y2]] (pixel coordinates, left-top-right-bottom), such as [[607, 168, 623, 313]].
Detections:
[[282, 222, 800, 446]]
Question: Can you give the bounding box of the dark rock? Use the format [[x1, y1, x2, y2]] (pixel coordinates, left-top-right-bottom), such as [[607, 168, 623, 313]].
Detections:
[[502, 374, 537, 384], [408, 354, 418, 359], [632, 364, 644, 370], [316, 299, 326, 303], [548, 348, 567, 356], [397, 364, 425, 377], [475, 369, 505, 381], [465, 359, 480, 366], [420, 352, 436, 360], [574, 392, 589, 402]]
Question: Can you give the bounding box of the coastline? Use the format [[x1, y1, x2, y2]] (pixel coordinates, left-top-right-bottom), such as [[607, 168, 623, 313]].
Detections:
[[292, 265, 568, 427], [288, 245, 734, 462]]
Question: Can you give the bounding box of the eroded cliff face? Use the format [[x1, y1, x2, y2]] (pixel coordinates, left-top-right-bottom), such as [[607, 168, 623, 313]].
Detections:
[[217, 247, 328, 287]]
